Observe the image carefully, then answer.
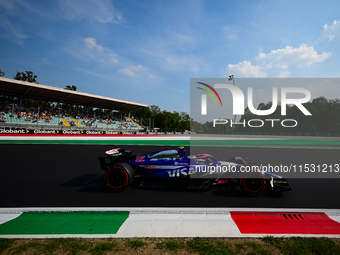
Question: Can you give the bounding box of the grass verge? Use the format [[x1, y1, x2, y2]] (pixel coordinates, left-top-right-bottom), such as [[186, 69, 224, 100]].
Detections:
[[0, 237, 339, 255]]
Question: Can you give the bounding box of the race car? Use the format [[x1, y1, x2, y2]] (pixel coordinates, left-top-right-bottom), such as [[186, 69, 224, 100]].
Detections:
[[98, 147, 291, 195]]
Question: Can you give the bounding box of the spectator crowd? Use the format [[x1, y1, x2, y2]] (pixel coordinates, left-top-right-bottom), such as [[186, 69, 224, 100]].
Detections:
[[0, 99, 142, 130]]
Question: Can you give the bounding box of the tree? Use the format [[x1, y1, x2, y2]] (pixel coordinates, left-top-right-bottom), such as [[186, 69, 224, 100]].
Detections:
[[65, 85, 77, 91], [14, 71, 38, 83], [149, 105, 161, 117], [0, 68, 4, 77], [179, 111, 190, 131]]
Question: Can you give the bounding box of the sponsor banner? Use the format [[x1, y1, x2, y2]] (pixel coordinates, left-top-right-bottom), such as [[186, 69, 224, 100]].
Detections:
[[0, 127, 189, 135]]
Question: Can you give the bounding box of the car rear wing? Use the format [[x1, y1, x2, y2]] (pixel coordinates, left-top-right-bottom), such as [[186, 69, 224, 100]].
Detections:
[[98, 148, 133, 170]]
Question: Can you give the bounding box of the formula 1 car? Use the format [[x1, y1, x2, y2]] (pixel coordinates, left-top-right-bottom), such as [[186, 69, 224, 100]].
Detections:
[[98, 147, 291, 195]]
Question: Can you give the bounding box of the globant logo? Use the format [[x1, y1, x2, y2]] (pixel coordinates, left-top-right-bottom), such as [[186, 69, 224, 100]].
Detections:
[[62, 130, 81, 134], [33, 129, 56, 134], [0, 128, 26, 134]]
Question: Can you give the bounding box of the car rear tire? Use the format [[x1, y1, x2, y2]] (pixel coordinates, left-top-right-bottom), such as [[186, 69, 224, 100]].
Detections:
[[239, 172, 265, 196], [104, 163, 134, 192]]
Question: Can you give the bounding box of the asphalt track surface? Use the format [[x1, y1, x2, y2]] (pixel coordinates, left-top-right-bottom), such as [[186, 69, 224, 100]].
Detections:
[[0, 144, 339, 209]]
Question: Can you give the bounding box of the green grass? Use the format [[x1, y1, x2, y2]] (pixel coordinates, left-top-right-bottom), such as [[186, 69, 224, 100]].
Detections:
[[262, 236, 340, 255], [262, 235, 284, 246], [0, 237, 339, 254], [125, 239, 147, 250], [155, 240, 185, 250], [235, 240, 272, 255], [47, 238, 89, 255], [9, 238, 89, 255], [91, 241, 118, 255], [12, 240, 41, 254], [186, 238, 234, 255], [60, 238, 89, 255], [186, 238, 215, 254], [0, 238, 14, 253]]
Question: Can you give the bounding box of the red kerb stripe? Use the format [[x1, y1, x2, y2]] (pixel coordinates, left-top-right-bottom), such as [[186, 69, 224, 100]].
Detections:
[[231, 211, 340, 234]]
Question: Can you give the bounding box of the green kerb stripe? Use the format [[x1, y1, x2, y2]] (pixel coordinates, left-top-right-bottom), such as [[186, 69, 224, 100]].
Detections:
[[0, 211, 129, 235]]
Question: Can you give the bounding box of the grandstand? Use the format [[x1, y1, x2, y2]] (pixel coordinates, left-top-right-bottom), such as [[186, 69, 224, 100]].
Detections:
[[0, 77, 147, 131], [1, 112, 142, 131]]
